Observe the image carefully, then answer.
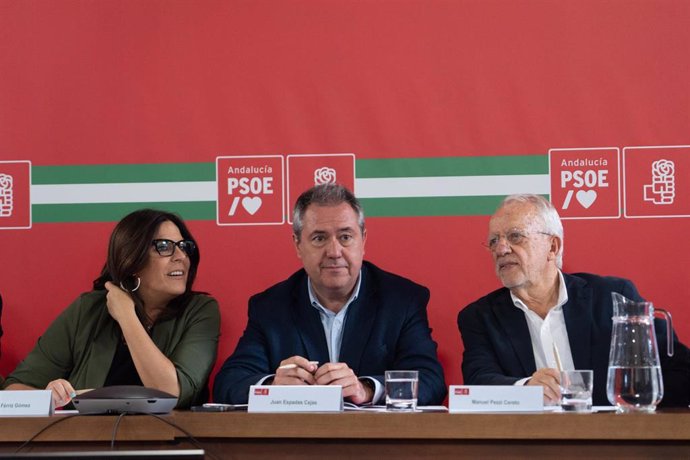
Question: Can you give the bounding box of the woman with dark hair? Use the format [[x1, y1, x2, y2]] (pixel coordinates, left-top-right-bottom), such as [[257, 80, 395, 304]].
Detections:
[[3, 209, 220, 409]]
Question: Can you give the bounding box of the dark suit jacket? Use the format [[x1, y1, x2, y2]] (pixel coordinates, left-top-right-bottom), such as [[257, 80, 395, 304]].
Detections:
[[458, 273, 690, 406], [214, 261, 446, 405]]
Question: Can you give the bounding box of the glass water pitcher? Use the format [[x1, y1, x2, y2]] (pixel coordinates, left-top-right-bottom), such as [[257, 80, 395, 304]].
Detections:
[[606, 292, 673, 413]]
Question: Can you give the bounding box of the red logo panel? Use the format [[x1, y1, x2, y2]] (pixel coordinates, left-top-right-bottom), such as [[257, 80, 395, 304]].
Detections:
[[216, 156, 285, 226], [0, 161, 31, 229], [254, 388, 269, 396], [549, 148, 620, 219], [454, 388, 470, 396], [623, 145, 690, 218], [286, 154, 355, 223]]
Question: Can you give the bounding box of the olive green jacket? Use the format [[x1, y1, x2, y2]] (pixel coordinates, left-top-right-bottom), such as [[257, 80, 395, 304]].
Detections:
[[3, 291, 220, 408]]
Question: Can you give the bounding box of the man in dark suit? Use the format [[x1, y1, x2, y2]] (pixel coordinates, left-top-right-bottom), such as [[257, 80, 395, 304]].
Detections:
[[214, 184, 446, 405], [458, 194, 689, 406]]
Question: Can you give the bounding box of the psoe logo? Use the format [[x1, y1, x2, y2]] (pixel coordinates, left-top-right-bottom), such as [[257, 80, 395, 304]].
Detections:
[[314, 166, 337, 185], [623, 145, 690, 218], [454, 388, 470, 396], [286, 154, 355, 224], [254, 388, 270, 396], [644, 159, 675, 205], [216, 155, 285, 226], [549, 148, 621, 220], [0, 160, 31, 229]]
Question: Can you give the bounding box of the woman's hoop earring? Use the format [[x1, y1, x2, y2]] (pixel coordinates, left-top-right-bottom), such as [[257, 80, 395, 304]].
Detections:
[[120, 276, 141, 292]]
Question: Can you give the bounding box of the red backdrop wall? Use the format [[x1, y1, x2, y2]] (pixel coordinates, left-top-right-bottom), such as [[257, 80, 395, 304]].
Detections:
[[1, 0, 688, 391]]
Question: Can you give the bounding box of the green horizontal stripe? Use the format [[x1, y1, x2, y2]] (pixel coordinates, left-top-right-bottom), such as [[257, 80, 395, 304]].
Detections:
[[364, 193, 551, 217], [30, 155, 548, 184], [32, 163, 215, 184], [362, 196, 512, 217], [30, 195, 553, 223], [356, 155, 547, 178], [32, 202, 216, 223]]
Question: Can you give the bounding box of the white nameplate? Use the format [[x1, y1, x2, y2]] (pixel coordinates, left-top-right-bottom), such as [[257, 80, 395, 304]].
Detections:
[[0, 390, 53, 416], [448, 385, 543, 413], [248, 385, 343, 412]]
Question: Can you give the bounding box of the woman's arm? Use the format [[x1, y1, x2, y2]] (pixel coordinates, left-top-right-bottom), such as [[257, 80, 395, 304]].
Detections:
[[5, 383, 36, 390], [104, 282, 179, 396], [2, 295, 84, 406]]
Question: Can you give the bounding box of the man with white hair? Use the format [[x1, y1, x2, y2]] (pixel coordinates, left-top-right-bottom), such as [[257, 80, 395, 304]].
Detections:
[[458, 194, 690, 406]]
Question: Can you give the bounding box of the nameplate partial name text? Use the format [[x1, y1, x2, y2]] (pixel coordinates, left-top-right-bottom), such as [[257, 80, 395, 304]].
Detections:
[[248, 385, 343, 413], [449, 385, 543, 413], [0, 390, 53, 416]]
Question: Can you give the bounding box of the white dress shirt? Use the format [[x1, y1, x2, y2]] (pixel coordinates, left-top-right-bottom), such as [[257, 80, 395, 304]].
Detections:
[[512, 271, 575, 385]]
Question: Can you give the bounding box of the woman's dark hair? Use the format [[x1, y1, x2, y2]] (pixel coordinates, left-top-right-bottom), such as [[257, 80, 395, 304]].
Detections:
[[93, 209, 200, 322]]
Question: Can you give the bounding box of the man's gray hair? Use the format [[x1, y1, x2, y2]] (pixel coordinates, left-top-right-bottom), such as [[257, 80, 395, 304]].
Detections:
[[500, 194, 564, 268], [292, 184, 365, 241]]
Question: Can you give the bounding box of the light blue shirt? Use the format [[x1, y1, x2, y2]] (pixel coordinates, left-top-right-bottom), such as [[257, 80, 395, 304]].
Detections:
[[308, 271, 383, 404], [308, 273, 362, 363], [255, 275, 362, 388]]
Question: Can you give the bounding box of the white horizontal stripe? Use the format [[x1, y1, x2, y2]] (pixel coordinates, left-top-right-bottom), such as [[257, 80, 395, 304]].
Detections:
[[31, 175, 550, 204], [355, 175, 549, 198], [31, 182, 217, 204]]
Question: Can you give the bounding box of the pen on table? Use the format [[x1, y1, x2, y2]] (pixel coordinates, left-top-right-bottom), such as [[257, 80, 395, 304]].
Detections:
[[69, 389, 92, 399], [552, 343, 563, 372], [278, 363, 297, 370], [278, 361, 319, 370]]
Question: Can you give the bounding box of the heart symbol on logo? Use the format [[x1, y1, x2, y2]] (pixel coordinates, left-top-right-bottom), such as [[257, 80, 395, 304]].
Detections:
[[576, 190, 597, 209], [242, 197, 262, 215]]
